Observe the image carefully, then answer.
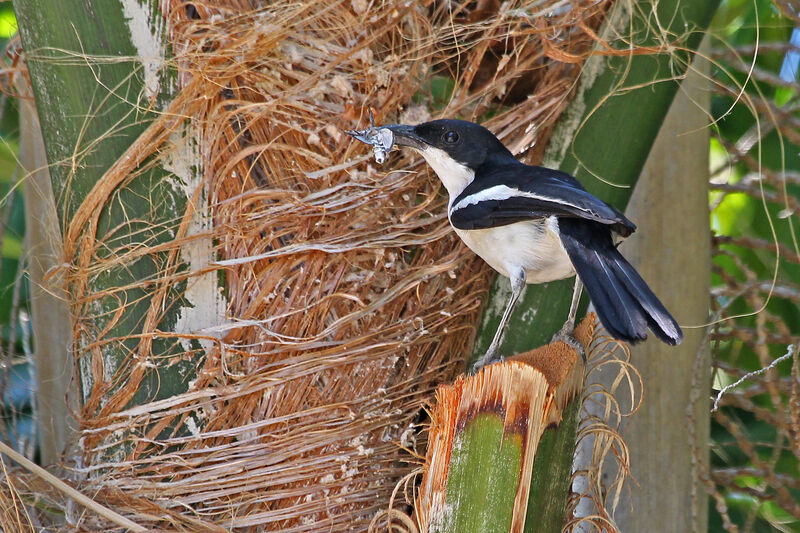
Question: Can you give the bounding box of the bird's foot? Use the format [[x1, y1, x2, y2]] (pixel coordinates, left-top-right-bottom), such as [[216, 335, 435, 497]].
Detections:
[[472, 348, 504, 373], [552, 324, 586, 364]]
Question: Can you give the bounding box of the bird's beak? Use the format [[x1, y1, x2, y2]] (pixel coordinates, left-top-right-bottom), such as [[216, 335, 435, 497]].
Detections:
[[382, 124, 428, 150]]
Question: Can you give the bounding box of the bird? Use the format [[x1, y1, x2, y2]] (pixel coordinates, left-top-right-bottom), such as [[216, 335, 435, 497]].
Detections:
[[349, 118, 683, 369]]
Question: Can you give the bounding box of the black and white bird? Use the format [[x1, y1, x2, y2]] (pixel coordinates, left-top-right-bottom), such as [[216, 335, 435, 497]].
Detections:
[[355, 118, 682, 368]]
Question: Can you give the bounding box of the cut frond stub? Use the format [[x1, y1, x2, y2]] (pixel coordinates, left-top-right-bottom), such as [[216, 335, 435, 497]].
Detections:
[[416, 315, 595, 533]]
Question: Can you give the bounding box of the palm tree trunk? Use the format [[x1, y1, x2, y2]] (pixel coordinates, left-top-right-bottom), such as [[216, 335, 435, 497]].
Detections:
[[589, 38, 711, 532], [18, 76, 75, 468]]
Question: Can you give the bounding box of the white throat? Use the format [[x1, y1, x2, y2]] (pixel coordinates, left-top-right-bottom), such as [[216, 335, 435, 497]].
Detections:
[[417, 146, 475, 204]]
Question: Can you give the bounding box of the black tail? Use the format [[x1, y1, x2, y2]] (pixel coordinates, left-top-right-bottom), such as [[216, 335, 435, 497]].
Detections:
[[558, 218, 682, 345]]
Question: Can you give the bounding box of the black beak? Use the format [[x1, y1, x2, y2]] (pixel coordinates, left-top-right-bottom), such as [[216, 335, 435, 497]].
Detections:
[[382, 124, 428, 150]]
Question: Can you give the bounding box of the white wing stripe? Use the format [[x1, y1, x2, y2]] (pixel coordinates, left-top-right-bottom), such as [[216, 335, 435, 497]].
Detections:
[[449, 184, 587, 216]]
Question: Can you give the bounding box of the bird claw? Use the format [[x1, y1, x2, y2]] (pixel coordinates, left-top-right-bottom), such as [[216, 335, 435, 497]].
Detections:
[[551, 326, 586, 363], [471, 349, 504, 373]]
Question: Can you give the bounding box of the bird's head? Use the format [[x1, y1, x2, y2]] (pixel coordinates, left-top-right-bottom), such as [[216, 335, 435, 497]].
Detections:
[[383, 119, 515, 197]]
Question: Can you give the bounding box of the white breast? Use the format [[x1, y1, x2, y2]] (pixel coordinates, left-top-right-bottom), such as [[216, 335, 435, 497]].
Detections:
[[453, 217, 575, 284], [418, 146, 475, 201]]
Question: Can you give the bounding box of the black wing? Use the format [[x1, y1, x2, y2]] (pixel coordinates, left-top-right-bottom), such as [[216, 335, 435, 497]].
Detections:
[[449, 163, 635, 236]]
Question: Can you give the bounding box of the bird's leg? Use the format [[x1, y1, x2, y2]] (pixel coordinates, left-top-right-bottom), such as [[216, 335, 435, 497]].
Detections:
[[563, 276, 583, 335], [552, 276, 586, 362], [473, 269, 527, 371]]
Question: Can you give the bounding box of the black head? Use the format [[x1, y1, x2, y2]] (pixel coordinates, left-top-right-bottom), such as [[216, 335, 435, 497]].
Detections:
[[385, 119, 514, 170]]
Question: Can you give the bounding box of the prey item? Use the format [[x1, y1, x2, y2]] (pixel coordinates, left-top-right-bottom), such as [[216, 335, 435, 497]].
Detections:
[[345, 125, 394, 164]]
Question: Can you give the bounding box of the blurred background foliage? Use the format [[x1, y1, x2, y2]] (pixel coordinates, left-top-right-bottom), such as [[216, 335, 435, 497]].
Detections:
[[0, 0, 797, 530], [707, 1, 800, 531]]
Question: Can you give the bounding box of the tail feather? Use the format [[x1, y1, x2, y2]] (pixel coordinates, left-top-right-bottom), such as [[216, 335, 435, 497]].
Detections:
[[610, 254, 683, 344], [559, 218, 683, 346]]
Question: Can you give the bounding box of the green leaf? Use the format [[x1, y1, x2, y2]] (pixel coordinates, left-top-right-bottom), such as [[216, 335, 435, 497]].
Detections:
[[0, 5, 17, 39], [774, 86, 795, 107], [711, 192, 755, 236], [1, 234, 21, 259]]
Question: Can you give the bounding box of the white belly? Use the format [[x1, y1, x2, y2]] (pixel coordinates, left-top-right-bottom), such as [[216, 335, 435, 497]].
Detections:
[[453, 217, 575, 284]]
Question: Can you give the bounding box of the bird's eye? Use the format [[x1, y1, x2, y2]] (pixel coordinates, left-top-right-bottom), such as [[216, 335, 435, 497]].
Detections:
[[444, 131, 460, 144]]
